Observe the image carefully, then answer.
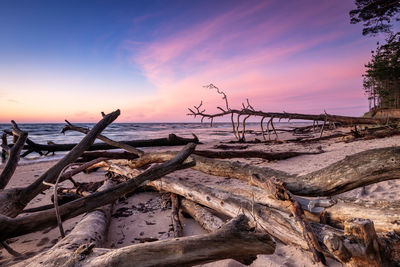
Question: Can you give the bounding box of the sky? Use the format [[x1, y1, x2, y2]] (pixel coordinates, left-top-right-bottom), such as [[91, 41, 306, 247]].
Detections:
[[0, 0, 383, 123]]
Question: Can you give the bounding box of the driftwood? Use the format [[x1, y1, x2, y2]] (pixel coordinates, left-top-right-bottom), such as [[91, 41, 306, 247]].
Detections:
[[188, 84, 400, 141], [0, 110, 120, 217], [0, 121, 28, 189], [62, 120, 144, 156], [170, 193, 183, 237], [193, 149, 322, 160], [212, 182, 400, 233], [99, 152, 400, 266], [14, 179, 116, 267], [148, 177, 399, 266], [77, 215, 275, 267], [180, 198, 225, 232], [0, 143, 196, 241], [77, 151, 140, 162], [10, 133, 199, 156], [114, 146, 400, 197]]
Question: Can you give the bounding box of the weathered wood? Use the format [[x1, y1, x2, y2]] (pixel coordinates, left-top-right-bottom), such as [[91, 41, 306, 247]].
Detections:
[[15, 133, 199, 155], [78, 151, 139, 162], [323, 218, 386, 266], [0, 143, 196, 241], [148, 176, 399, 265], [213, 182, 400, 233], [192, 149, 322, 160], [14, 180, 116, 267], [78, 215, 275, 267], [117, 146, 400, 197], [189, 107, 399, 126], [61, 121, 144, 156], [0, 121, 28, 189], [0, 110, 120, 218], [180, 198, 225, 232], [170, 193, 183, 237]]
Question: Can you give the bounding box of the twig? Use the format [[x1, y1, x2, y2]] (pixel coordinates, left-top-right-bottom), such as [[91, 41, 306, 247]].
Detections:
[[0, 240, 21, 257]]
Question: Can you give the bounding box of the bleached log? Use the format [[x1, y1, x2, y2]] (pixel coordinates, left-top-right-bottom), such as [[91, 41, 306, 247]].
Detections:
[[14, 180, 116, 267], [0, 143, 196, 241], [79, 215, 275, 267], [0, 121, 28, 189], [148, 177, 399, 266], [0, 110, 120, 217], [119, 146, 400, 197], [214, 183, 400, 233], [180, 198, 225, 232]]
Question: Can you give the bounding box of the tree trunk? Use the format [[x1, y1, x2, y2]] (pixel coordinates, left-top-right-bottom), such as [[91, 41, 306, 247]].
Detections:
[[0, 122, 28, 189], [0, 143, 196, 241], [79, 215, 275, 267], [148, 176, 400, 266], [170, 193, 183, 237], [14, 133, 199, 155], [116, 146, 400, 197], [180, 199, 225, 232], [0, 110, 120, 217], [14, 179, 116, 267]]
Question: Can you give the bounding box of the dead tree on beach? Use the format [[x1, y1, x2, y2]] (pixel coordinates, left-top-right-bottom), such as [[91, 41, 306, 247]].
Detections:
[[188, 84, 400, 142], [1, 108, 400, 266]]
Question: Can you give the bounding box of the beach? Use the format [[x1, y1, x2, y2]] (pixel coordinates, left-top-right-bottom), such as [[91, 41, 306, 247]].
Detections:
[[1, 125, 400, 266]]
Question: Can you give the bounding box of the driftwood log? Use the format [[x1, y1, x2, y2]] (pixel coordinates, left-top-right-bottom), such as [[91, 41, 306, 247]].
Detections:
[[15, 214, 275, 267], [0, 143, 196, 241], [148, 177, 399, 266], [98, 157, 400, 266], [188, 84, 400, 141], [180, 198, 225, 232], [0, 121, 28, 189], [7, 133, 199, 156], [77, 215, 275, 267], [13, 179, 116, 267], [213, 182, 400, 233], [170, 193, 183, 237], [0, 110, 120, 217], [117, 146, 400, 197]]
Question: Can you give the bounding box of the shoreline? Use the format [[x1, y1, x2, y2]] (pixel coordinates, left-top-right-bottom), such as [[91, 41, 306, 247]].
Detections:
[[2, 127, 400, 266]]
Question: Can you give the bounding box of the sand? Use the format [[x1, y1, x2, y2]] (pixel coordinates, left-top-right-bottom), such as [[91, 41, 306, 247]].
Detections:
[[2, 128, 400, 266]]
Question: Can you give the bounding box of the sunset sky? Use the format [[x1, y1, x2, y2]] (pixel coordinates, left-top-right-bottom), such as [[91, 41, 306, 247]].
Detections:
[[0, 0, 382, 122]]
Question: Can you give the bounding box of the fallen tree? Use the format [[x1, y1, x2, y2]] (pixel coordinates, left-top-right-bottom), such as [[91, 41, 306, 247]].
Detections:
[[3, 133, 199, 157], [188, 84, 400, 141], [0, 143, 196, 241], [111, 146, 400, 197], [2, 105, 400, 266], [148, 176, 400, 266], [0, 110, 120, 217]]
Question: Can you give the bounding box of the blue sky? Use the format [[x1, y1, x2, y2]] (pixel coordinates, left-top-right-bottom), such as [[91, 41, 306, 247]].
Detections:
[[0, 0, 382, 122]]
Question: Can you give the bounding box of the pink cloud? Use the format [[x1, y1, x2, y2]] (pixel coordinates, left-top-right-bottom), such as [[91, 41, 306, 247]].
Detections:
[[121, 1, 372, 122]]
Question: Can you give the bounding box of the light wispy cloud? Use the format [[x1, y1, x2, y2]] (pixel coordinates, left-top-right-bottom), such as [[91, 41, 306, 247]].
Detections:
[[122, 1, 369, 121]]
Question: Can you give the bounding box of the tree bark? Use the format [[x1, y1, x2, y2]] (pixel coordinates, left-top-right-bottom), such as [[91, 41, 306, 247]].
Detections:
[[148, 176, 399, 266], [61, 121, 144, 156], [189, 108, 399, 126], [0, 111, 120, 218], [78, 215, 275, 267], [170, 193, 183, 237], [14, 180, 116, 267], [192, 149, 322, 160], [0, 143, 196, 241], [0, 121, 28, 189], [121, 146, 400, 197], [213, 182, 400, 233], [0, 110, 120, 217], [180, 198, 225, 232], [15, 133, 199, 155]]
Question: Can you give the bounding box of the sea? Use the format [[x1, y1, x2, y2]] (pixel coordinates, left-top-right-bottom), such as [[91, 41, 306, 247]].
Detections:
[[0, 122, 306, 164]]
